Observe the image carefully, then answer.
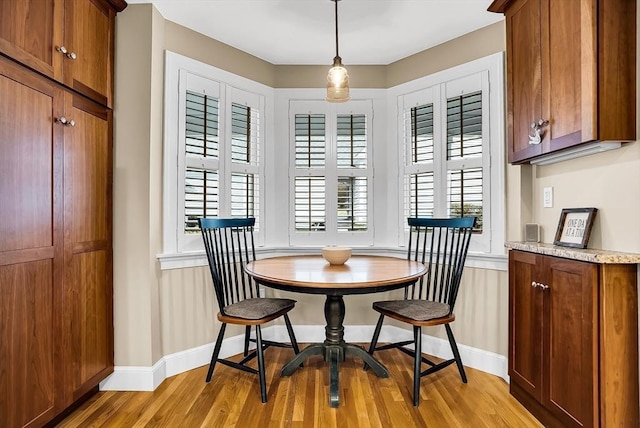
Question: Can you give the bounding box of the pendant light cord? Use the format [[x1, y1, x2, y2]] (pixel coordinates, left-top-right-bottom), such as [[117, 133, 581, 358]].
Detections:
[[334, 0, 339, 58]]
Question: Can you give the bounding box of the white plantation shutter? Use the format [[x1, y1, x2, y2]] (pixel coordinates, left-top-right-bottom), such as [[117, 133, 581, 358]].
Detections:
[[183, 78, 221, 234], [290, 100, 373, 244], [294, 113, 326, 231], [446, 91, 483, 231], [229, 101, 260, 222], [295, 114, 325, 168], [404, 102, 435, 218], [337, 176, 367, 231], [402, 70, 492, 252], [337, 114, 367, 168], [294, 177, 326, 231]]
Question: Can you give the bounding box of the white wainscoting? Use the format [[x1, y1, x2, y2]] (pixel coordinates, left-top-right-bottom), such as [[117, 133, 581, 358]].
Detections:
[[100, 325, 508, 391]]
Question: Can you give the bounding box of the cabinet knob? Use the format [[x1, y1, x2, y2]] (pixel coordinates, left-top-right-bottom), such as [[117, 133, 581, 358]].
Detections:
[[531, 281, 538, 288], [528, 119, 549, 145], [539, 283, 550, 291], [56, 45, 77, 60], [55, 117, 76, 127]]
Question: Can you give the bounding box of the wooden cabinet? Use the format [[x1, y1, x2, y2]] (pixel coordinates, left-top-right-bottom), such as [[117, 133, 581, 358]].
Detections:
[[0, 0, 125, 426], [0, 0, 126, 108], [0, 57, 65, 428], [0, 54, 114, 428], [488, 0, 636, 164], [509, 250, 639, 427]]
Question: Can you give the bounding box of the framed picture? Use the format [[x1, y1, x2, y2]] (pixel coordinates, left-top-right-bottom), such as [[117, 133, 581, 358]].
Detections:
[[553, 208, 598, 249]]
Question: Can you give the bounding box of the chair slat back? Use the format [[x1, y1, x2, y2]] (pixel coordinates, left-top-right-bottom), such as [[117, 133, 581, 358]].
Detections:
[[199, 217, 258, 314], [406, 217, 476, 312]]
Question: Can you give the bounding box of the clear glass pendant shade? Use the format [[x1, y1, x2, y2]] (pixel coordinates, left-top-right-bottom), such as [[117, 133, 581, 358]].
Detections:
[[326, 56, 350, 102]]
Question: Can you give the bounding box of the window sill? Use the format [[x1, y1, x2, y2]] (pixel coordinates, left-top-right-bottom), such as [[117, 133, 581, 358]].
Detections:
[[157, 246, 507, 271]]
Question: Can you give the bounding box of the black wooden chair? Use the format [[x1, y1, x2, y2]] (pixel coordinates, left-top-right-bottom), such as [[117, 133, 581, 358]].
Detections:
[[199, 217, 300, 403], [365, 216, 476, 406]]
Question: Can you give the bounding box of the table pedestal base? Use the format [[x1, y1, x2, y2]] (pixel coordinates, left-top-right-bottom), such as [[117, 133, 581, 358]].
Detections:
[[280, 295, 389, 407]]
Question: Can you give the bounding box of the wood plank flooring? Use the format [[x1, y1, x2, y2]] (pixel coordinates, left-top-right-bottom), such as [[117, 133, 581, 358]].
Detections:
[[57, 345, 542, 427]]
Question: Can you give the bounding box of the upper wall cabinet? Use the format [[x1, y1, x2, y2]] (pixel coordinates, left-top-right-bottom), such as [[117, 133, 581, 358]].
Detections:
[[488, 0, 636, 164], [0, 0, 127, 108]]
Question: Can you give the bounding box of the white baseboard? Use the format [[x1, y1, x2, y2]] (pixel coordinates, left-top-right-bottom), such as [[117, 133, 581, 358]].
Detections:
[[100, 325, 508, 391]]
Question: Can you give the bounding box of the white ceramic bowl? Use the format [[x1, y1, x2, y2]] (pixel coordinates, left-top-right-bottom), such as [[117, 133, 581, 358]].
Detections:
[[321, 246, 352, 265]]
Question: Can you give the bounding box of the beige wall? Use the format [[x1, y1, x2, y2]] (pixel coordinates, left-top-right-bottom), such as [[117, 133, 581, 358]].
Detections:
[[113, 3, 639, 371]]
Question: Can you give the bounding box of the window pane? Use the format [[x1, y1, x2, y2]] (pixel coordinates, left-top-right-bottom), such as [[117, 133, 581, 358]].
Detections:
[[230, 173, 257, 218], [407, 172, 434, 218], [186, 91, 219, 158], [410, 104, 434, 164], [448, 168, 483, 232], [231, 103, 259, 165], [184, 168, 218, 233], [294, 177, 325, 231], [295, 114, 325, 168], [337, 114, 367, 168], [337, 177, 367, 231], [447, 91, 482, 160]]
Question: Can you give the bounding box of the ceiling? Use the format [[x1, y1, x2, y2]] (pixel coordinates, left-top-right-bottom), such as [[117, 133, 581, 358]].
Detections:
[[125, 0, 503, 65]]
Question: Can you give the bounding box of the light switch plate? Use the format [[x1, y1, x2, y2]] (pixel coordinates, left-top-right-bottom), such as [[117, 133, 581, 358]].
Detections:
[[543, 187, 553, 208]]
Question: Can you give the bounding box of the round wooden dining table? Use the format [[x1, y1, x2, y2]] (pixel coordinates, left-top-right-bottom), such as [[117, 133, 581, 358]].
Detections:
[[245, 254, 427, 407]]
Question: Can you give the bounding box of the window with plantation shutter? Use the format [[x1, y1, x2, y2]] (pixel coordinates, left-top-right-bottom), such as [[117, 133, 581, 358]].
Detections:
[[290, 100, 373, 245], [401, 63, 502, 254], [163, 62, 265, 256]]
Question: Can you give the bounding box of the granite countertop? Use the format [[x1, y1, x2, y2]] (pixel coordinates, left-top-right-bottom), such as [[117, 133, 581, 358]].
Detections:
[[505, 242, 640, 264]]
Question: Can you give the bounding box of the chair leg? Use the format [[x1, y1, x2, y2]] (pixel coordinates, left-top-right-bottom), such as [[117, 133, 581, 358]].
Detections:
[[364, 314, 385, 371], [283, 314, 300, 355], [243, 325, 251, 356], [445, 324, 467, 383], [413, 325, 422, 406], [255, 325, 268, 403], [206, 323, 227, 382]]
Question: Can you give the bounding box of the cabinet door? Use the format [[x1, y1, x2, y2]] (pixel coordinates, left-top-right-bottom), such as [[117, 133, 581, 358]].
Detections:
[[508, 250, 544, 401], [505, 0, 544, 163], [62, 92, 113, 402], [544, 256, 597, 428], [0, 0, 64, 81], [63, 0, 115, 108], [0, 58, 65, 428], [543, 0, 597, 152]]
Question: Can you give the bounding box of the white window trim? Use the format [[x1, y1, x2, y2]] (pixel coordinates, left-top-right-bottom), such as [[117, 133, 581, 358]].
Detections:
[[391, 52, 505, 257], [159, 51, 271, 266]]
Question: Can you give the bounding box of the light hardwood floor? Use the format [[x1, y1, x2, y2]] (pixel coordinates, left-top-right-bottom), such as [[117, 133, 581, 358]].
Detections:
[[57, 345, 542, 427]]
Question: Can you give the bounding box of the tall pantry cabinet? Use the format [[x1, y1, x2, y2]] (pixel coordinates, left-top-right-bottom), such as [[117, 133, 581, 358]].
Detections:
[[0, 1, 126, 427]]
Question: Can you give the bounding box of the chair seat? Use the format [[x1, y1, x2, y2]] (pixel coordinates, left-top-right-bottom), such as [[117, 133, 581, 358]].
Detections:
[[373, 300, 450, 321], [223, 298, 296, 320]]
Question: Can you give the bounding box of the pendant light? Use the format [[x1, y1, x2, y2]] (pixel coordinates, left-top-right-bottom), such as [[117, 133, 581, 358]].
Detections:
[[326, 0, 350, 102]]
